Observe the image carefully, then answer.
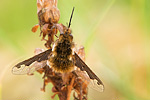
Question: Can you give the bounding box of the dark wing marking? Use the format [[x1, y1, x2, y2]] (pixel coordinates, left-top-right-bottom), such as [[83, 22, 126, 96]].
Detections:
[[74, 52, 104, 91], [12, 49, 52, 74]]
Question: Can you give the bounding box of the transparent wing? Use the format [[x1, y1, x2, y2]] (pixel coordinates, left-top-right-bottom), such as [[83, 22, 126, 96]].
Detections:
[[12, 61, 47, 75], [74, 53, 104, 92], [73, 70, 104, 92], [12, 49, 52, 75], [89, 78, 104, 92]]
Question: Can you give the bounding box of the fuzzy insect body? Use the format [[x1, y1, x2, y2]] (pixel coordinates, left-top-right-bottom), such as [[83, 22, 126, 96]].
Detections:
[[49, 32, 75, 72]]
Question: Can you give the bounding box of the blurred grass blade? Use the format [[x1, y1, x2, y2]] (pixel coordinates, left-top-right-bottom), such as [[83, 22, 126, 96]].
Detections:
[[84, 0, 116, 53]]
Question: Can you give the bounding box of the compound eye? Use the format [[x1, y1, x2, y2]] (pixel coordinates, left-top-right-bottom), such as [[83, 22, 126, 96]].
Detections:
[[60, 33, 64, 36], [59, 33, 64, 39], [69, 34, 73, 40]]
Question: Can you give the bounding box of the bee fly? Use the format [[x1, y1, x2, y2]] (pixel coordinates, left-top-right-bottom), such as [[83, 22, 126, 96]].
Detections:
[[48, 8, 75, 73], [12, 7, 104, 91]]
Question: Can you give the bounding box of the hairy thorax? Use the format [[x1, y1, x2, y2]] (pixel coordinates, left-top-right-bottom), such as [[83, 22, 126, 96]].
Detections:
[[48, 33, 75, 73]]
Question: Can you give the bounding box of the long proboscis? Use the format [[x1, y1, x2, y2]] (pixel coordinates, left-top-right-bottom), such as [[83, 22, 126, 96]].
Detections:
[[68, 7, 75, 28]]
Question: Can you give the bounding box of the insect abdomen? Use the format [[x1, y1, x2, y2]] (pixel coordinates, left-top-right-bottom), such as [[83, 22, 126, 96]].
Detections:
[[49, 36, 74, 72]]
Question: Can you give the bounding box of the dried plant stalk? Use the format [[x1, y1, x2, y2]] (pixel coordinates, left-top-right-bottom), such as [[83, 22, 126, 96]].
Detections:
[[32, 0, 63, 49]]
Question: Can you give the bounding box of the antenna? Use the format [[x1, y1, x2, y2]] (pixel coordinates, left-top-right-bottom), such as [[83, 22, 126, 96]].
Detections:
[[68, 7, 75, 28]]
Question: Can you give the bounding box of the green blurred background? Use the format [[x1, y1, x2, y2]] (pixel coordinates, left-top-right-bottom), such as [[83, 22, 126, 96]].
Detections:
[[0, 0, 150, 100]]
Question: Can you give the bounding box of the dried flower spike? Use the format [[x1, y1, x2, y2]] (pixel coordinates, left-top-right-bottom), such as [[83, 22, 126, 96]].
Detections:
[[32, 0, 64, 49]]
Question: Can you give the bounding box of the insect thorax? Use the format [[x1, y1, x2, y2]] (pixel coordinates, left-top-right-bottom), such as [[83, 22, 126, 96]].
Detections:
[[49, 33, 74, 73]]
